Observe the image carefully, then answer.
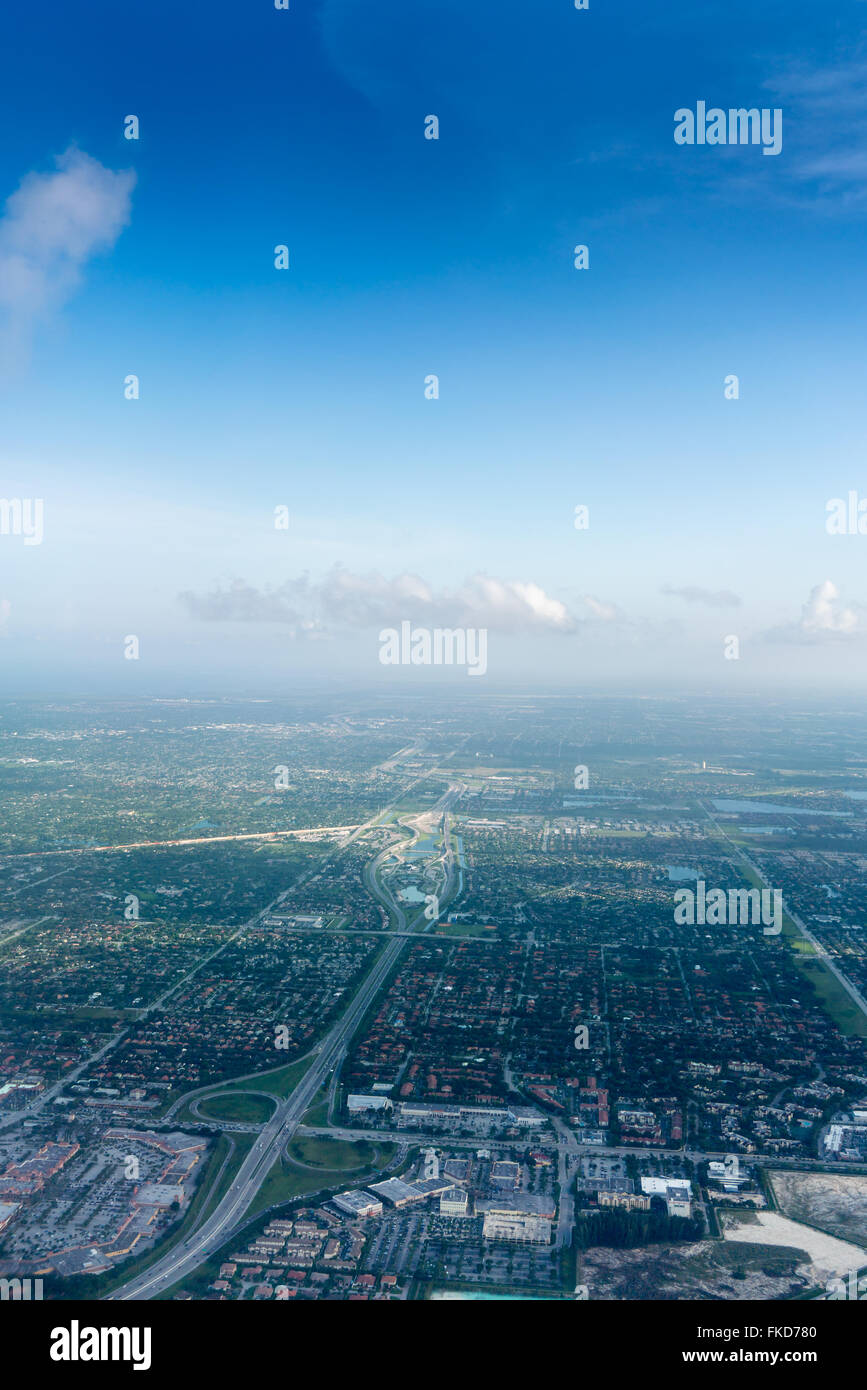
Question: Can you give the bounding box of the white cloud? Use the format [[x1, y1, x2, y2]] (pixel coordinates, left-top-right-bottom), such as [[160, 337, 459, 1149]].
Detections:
[[180, 567, 578, 635], [0, 147, 135, 347], [765, 580, 863, 643], [799, 579, 860, 636]]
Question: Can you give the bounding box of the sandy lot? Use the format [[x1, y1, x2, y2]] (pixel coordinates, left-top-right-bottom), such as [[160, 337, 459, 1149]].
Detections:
[[720, 1210, 867, 1282]]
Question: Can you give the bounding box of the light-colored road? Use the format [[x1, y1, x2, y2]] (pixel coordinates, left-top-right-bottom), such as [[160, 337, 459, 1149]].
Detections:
[[0, 825, 362, 860]]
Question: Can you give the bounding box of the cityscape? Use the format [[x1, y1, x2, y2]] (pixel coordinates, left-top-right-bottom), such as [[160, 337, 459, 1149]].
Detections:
[[1, 693, 867, 1307]]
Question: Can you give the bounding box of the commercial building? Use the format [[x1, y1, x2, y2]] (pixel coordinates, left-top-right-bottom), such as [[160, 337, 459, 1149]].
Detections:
[[332, 1190, 383, 1219], [133, 1183, 182, 1208], [476, 1192, 555, 1221], [347, 1094, 393, 1115], [396, 1101, 544, 1129], [708, 1155, 749, 1192], [479, 1207, 552, 1243], [0, 1141, 80, 1198], [411, 1176, 452, 1199], [639, 1176, 692, 1217], [666, 1197, 693, 1218], [440, 1187, 470, 1217], [598, 1190, 650, 1212], [368, 1178, 426, 1208], [510, 1107, 546, 1128]]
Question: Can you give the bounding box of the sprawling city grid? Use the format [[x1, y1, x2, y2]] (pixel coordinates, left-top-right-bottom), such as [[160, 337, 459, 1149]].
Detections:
[[0, 692, 866, 1303]]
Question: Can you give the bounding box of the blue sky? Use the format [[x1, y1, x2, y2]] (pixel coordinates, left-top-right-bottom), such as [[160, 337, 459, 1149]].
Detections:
[[1, 0, 866, 691]]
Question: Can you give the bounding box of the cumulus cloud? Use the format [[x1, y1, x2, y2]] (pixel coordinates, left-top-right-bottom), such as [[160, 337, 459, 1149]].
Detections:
[[179, 568, 578, 636], [0, 147, 135, 347], [661, 584, 741, 608], [799, 579, 860, 636], [765, 580, 863, 643]]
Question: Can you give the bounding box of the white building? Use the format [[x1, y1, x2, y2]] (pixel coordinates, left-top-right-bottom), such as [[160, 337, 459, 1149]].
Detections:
[[481, 1212, 551, 1243], [440, 1187, 469, 1217], [347, 1094, 392, 1114], [640, 1176, 692, 1217], [333, 1190, 382, 1218]]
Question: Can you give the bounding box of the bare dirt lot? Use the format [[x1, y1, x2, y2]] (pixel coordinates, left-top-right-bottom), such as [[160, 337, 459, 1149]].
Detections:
[[579, 1238, 811, 1301], [769, 1170, 867, 1248]]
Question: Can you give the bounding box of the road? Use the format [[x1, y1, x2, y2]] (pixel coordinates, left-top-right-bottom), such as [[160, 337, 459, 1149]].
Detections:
[[362, 779, 464, 935], [550, 1116, 579, 1247], [108, 770, 466, 1298], [704, 801, 867, 1024], [0, 825, 364, 860], [0, 893, 293, 1133], [2, 778, 444, 1136], [293, 1124, 867, 1175], [110, 926, 408, 1300]]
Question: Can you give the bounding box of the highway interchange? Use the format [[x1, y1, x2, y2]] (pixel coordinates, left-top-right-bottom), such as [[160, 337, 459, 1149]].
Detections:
[[108, 777, 464, 1299]]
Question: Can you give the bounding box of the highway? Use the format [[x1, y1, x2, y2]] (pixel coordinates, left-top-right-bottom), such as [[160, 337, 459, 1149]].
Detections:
[[108, 770, 466, 1299], [110, 925, 408, 1299]]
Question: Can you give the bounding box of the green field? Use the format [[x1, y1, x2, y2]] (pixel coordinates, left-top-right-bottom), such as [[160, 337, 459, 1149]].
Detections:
[[171, 1053, 317, 1125], [736, 860, 867, 1034], [198, 1092, 276, 1124], [793, 955, 867, 1037], [209, 1053, 315, 1100], [200, 1133, 257, 1214], [302, 1083, 331, 1126], [246, 1137, 397, 1218], [287, 1135, 391, 1170]]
